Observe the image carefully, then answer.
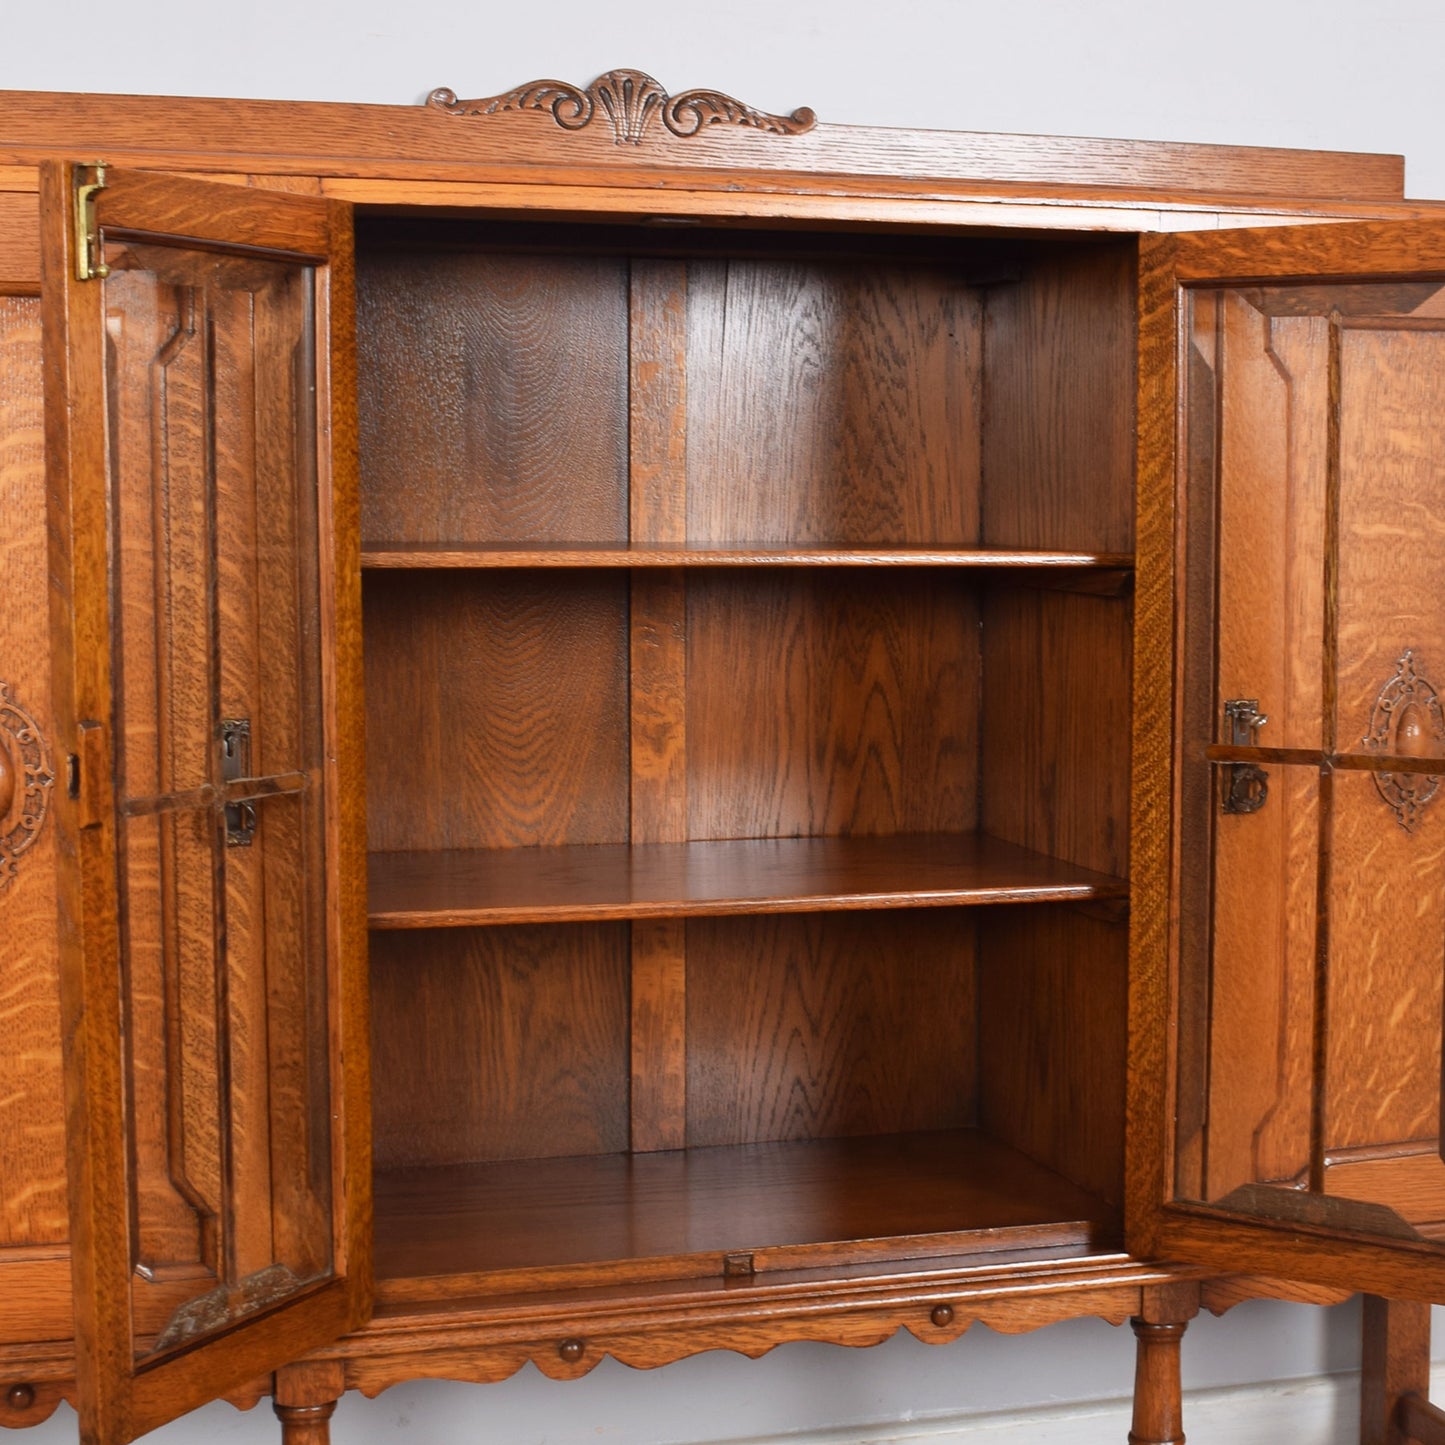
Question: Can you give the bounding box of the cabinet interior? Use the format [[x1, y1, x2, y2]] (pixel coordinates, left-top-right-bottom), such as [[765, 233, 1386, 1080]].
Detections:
[[353, 216, 1137, 1302]]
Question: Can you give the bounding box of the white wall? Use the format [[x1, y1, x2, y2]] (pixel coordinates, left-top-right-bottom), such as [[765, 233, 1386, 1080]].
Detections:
[[6, 3, 1445, 1440]]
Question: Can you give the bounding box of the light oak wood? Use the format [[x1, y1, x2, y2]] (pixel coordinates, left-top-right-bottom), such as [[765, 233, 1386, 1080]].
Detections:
[[5, 76, 1445, 1445]]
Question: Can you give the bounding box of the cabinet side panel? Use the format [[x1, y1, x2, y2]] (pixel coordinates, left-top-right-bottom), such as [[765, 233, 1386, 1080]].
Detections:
[[684, 259, 982, 545], [685, 911, 977, 1148], [364, 571, 630, 850], [0, 296, 68, 1248], [369, 923, 629, 1166], [356, 249, 628, 545], [977, 907, 1126, 1205], [980, 588, 1131, 878], [686, 572, 980, 841], [982, 244, 1135, 554]]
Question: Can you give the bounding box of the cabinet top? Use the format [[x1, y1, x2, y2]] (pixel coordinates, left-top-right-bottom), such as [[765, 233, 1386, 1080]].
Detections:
[[0, 71, 1411, 217]]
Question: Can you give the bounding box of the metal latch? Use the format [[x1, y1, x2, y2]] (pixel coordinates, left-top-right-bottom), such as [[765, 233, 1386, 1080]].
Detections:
[[220, 718, 256, 846], [73, 163, 110, 283], [1221, 699, 1269, 814]]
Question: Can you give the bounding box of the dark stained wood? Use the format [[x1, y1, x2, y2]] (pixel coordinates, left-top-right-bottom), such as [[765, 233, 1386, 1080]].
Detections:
[[356, 250, 628, 545], [630, 920, 688, 1153], [978, 907, 1127, 1205], [982, 243, 1135, 555], [371, 1129, 1116, 1290], [686, 572, 978, 839], [361, 543, 1133, 569], [684, 259, 981, 545], [980, 588, 1132, 877], [367, 832, 1129, 928], [1128, 1283, 1197, 1445], [0, 297, 67, 1249], [368, 924, 629, 1168], [629, 259, 688, 543], [362, 570, 630, 851], [1398, 1396, 1445, 1445], [1361, 1297, 1431, 1445], [629, 571, 687, 844], [685, 911, 975, 1147]]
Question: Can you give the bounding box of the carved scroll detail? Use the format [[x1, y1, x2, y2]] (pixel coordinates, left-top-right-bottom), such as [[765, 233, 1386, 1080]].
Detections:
[[426, 69, 816, 147], [1361, 649, 1445, 832], [0, 681, 55, 890]]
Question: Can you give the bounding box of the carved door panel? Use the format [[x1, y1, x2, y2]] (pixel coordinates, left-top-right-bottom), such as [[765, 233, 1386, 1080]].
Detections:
[[41, 165, 369, 1443], [1134, 219, 1445, 1299]]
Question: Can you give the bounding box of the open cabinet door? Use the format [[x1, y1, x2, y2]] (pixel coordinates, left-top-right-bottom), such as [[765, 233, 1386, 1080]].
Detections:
[[41, 164, 369, 1443], [1132, 217, 1445, 1301]]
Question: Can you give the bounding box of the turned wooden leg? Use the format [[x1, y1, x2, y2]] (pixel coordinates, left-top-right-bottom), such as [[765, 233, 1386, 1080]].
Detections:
[[274, 1399, 337, 1445], [1129, 1282, 1198, 1445], [274, 1361, 345, 1445], [1362, 1296, 1438, 1445]]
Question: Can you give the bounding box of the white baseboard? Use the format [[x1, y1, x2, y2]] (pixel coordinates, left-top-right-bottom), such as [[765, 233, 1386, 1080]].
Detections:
[[700, 1366, 1428, 1445]]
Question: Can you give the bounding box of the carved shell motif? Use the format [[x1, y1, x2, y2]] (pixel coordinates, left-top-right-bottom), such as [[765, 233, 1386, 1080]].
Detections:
[[0, 680, 55, 889], [426, 69, 816, 147], [1361, 649, 1445, 832]]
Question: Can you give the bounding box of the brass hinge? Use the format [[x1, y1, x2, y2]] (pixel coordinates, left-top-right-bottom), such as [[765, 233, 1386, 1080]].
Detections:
[[73, 163, 110, 282]]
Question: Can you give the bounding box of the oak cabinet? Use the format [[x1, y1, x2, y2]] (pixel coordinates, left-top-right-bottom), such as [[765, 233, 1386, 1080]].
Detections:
[[1, 71, 1444, 1445]]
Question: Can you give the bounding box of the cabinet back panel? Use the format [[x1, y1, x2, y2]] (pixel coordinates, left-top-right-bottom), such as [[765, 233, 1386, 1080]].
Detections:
[[982, 243, 1135, 554], [686, 572, 980, 841], [977, 907, 1127, 1205], [980, 588, 1132, 877], [370, 923, 630, 1166], [684, 259, 983, 545], [685, 911, 977, 1148], [356, 249, 629, 544], [0, 297, 68, 1246], [363, 571, 630, 851]]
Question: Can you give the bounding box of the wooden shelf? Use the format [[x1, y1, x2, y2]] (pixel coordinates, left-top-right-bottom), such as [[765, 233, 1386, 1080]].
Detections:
[[367, 831, 1128, 929], [373, 1129, 1119, 1296], [361, 541, 1134, 571]]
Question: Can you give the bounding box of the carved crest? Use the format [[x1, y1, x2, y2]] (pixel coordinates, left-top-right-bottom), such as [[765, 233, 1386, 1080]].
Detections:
[[0, 680, 55, 889], [1361, 649, 1445, 832], [426, 69, 816, 147]]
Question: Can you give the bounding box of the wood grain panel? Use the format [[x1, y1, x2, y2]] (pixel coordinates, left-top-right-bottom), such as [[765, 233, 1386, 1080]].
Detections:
[[1202, 765, 1319, 1201], [687, 572, 978, 840], [980, 588, 1131, 877], [629, 571, 687, 845], [0, 298, 67, 1247], [1335, 323, 1445, 748], [1325, 769, 1445, 1153], [371, 1129, 1112, 1289], [629, 259, 687, 544], [104, 264, 222, 1277], [981, 244, 1134, 554], [1215, 295, 1329, 751], [369, 924, 629, 1167], [684, 259, 981, 544], [363, 570, 629, 851], [630, 919, 687, 1153], [977, 907, 1127, 1205], [356, 249, 628, 545], [0, 194, 39, 291], [686, 911, 975, 1148]]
